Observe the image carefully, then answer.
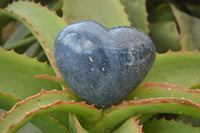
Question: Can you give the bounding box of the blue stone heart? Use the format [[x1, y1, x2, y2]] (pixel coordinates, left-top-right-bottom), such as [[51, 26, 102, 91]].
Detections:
[[54, 21, 156, 108]]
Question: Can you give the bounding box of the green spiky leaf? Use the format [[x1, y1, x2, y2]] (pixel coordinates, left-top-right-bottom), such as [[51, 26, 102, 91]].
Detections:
[[171, 5, 200, 50], [189, 83, 200, 90], [34, 74, 71, 91], [148, 4, 176, 23], [90, 98, 200, 133], [127, 82, 200, 104], [0, 48, 61, 99], [3, 24, 31, 50], [0, 1, 67, 75], [113, 117, 142, 133], [0, 91, 20, 110], [142, 51, 200, 88], [0, 89, 71, 133], [0, 90, 101, 133], [63, 0, 130, 27], [120, 0, 149, 34], [69, 113, 89, 133], [149, 21, 181, 53], [143, 118, 200, 133], [17, 123, 43, 133], [0, 15, 12, 45], [31, 115, 69, 133]]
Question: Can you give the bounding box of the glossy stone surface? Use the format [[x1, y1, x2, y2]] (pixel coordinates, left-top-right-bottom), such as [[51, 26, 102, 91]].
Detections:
[[54, 21, 156, 108]]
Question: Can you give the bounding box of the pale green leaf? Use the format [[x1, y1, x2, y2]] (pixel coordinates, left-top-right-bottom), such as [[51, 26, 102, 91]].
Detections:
[[1, 1, 67, 75], [63, 0, 130, 28], [0, 48, 61, 99], [143, 118, 200, 133], [142, 51, 200, 88]]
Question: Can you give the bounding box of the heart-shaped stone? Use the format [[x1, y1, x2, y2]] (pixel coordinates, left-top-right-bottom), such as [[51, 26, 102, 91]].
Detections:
[[54, 21, 156, 108]]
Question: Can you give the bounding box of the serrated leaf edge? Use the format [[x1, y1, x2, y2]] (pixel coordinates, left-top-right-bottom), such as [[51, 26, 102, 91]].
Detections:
[[157, 48, 200, 55], [91, 97, 200, 133], [141, 81, 200, 94], [34, 74, 71, 90], [7, 101, 94, 132], [133, 118, 143, 133], [0, 91, 21, 102], [0, 46, 50, 66], [0, 89, 75, 120], [2, 1, 68, 77]]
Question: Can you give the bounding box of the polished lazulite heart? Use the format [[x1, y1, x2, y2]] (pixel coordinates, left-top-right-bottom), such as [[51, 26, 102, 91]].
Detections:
[[54, 21, 156, 108]]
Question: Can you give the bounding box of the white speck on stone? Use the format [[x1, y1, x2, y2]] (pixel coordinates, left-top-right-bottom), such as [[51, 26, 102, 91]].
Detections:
[[89, 56, 93, 62], [83, 40, 93, 48], [90, 84, 94, 88], [82, 40, 96, 54], [127, 50, 134, 66], [104, 75, 107, 78], [56, 57, 60, 61], [102, 67, 105, 71], [91, 68, 94, 72]]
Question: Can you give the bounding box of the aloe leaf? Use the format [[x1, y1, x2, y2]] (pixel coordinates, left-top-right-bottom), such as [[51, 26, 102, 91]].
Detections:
[[3, 24, 31, 50], [36, 50, 48, 62], [189, 83, 200, 90], [69, 113, 89, 133], [25, 42, 41, 58], [143, 118, 200, 133], [149, 21, 181, 53], [0, 15, 12, 45], [0, 90, 101, 133], [0, 91, 20, 111], [17, 123, 43, 133], [136, 114, 154, 125], [120, 0, 149, 34], [171, 5, 200, 50], [0, 48, 61, 99], [148, 4, 176, 23], [0, 90, 69, 133], [63, 0, 130, 28], [48, 0, 63, 11], [90, 98, 200, 133], [31, 115, 69, 133], [113, 117, 142, 133], [35, 74, 70, 90], [177, 115, 200, 127], [0, 1, 67, 75], [126, 82, 200, 104], [142, 51, 200, 88], [4, 36, 36, 50]]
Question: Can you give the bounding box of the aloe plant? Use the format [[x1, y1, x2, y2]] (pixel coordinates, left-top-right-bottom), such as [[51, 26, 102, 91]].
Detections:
[[0, 0, 200, 133]]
